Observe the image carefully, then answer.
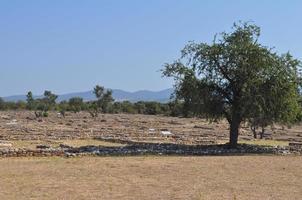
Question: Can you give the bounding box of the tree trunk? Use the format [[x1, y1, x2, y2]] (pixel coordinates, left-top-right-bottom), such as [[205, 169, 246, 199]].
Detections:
[[260, 126, 265, 139], [251, 125, 257, 139], [229, 117, 240, 148]]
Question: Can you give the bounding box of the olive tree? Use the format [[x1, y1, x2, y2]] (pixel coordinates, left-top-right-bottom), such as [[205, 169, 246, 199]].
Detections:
[[89, 85, 114, 117], [163, 22, 301, 147], [34, 90, 58, 118], [26, 91, 35, 110], [68, 97, 84, 113]]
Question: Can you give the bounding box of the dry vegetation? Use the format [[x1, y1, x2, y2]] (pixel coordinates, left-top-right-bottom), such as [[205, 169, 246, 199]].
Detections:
[[0, 156, 301, 200]]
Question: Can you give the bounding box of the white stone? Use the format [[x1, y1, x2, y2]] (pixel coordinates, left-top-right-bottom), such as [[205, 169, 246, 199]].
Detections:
[[0, 141, 12, 147], [161, 131, 172, 136], [6, 120, 18, 125]]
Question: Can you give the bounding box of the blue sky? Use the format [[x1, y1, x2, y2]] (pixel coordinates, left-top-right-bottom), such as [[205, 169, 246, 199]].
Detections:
[[1, 0, 301, 96]]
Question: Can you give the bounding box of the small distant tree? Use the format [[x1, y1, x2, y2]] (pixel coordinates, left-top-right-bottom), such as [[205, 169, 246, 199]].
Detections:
[[134, 101, 146, 114], [26, 91, 35, 110], [68, 97, 84, 113], [0, 98, 5, 110], [4, 102, 12, 110], [34, 90, 58, 118], [57, 101, 68, 117], [43, 90, 58, 108], [110, 102, 122, 113], [144, 102, 162, 115], [121, 101, 136, 114], [88, 101, 99, 118], [15, 101, 26, 110], [89, 85, 114, 117], [163, 22, 301, 147]]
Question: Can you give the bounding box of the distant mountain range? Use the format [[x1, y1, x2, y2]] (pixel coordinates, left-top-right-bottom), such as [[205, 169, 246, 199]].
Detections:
[[2, 88, 174, 103]]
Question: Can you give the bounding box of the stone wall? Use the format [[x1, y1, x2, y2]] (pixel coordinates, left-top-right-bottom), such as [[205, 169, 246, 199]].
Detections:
[[0, 148, 64, 157], [1, 142, 301, 158]]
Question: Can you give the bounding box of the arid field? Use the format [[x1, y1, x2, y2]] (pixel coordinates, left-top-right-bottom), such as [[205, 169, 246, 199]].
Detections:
[[0, 111, 302, 199], [1, 111, 301, 149], [0, 156, 302, 200]]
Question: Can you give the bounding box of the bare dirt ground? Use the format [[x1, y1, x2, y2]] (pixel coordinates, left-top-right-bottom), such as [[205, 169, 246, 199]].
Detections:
[[0, 156, 301, 200], [0, 111, 301, 149]]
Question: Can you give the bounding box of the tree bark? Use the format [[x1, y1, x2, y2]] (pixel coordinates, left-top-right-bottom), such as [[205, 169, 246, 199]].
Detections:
[[229, 115, 241, 148], [251, 124, 257, 139], [260, 126, 265, 139]]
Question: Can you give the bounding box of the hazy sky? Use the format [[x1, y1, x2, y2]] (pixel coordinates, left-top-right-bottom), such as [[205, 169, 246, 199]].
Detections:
[[1, 0, 301, 96]]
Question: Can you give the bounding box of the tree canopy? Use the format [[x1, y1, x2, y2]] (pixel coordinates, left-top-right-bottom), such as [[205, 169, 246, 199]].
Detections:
[[88, 85, 114, 117], [163, 22, 302, 147]]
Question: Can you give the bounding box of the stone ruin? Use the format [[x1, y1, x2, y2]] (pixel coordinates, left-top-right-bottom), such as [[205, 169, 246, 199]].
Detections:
[[0, 139, 302, 158]]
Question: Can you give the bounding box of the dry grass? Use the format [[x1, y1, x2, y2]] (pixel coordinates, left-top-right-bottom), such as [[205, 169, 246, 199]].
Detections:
[[60, 139, 125, 147], [0, 156, 301, 200], [239, 139, 289, 146], [217, 139, 289, 147]]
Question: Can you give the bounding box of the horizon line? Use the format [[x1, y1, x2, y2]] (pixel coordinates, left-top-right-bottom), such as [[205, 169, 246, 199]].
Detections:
[[1, 87, 173, 98]]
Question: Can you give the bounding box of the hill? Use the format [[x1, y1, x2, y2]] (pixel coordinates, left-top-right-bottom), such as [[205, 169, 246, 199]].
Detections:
[[2, 88, 173, 103]]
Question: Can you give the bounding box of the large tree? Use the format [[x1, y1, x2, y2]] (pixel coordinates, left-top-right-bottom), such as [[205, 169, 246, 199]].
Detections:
[[163, 22, 301, 147]]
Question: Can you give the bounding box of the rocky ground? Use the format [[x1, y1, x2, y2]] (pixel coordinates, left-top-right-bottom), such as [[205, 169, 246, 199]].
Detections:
[[0, 111, 301, 157]]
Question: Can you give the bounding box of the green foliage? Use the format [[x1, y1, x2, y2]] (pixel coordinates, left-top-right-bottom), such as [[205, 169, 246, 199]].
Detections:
[[88, 101, 99, 118], [297, 95, 302, 122], [26, 91, 35, 110], [110, 102, 122, 113], [93, 85, 105, 99], [42, 111, 48, 117], [91, 85, 114, 117], [43, 90, 58, 109], [1, 89, 183, 117], [0, 98, 5, 110], [134, 101, 146, 114], [120, 101, 136, 114], [68, 97, 84, 113], [16, 101, 26, 110], [163, 22, 302, 147], [58, 101, 69, 117], [0, 99, 26, 110], [167, 101, 184, 117], [31, 90, 58, 118], [143, 102, 163, 115]]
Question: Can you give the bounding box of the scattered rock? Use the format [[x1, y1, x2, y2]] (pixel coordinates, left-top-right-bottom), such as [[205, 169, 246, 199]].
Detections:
[[26, 116, 35, 120], [193, 125, 214, 130], [0, 143, 300, 158], [0, 141, 12, 147], [168, 121, 182, 125], [161, 131, 173, 136], [59, 144, 73, 149], [6, 119, 18, 125], [1, 115, 11, 120], [36, 145, 51, 149], [149, 128, 155, 132]]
